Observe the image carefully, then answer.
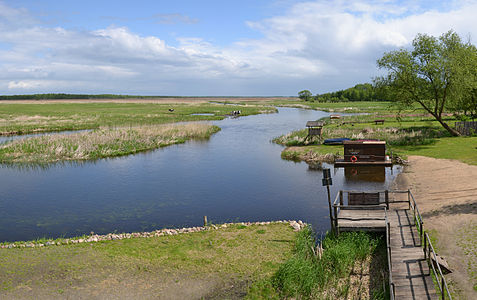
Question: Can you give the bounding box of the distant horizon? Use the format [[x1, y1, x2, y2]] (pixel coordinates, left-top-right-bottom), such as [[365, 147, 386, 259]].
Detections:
[[0, 93, 297, 98], [1, 0, 476, 95]]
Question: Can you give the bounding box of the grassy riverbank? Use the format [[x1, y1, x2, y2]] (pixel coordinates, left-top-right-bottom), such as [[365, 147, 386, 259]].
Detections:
[[0, 101, 276, 135], [0, 222, 389, 299], [248, 228, 388, 299], [0, 222, 297, 299], [0, 123, 220, 163], [274, 107, 477, 165]]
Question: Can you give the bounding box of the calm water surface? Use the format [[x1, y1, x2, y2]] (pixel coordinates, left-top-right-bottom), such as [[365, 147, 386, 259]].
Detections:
[[0, 108, 401, 242]]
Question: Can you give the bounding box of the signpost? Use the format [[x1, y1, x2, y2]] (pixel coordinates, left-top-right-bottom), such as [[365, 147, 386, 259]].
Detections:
[[322, 168, 334, 232]]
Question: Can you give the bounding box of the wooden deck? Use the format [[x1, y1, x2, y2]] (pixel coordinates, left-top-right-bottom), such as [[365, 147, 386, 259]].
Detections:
[[334, 159, 393, 167], [336, 208, 386, 232], [388, 207, 437, 299], [333, 190, 445, 299]]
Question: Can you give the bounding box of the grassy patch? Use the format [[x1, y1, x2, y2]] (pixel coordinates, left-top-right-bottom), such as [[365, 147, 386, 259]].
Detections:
[[247, 227, 388, 299], [391, 136, 477, 165], [0, 223, 296, 298], [0, 123, 220, 163], [456, 222, 477, 293], [0, 102, 276, 135]]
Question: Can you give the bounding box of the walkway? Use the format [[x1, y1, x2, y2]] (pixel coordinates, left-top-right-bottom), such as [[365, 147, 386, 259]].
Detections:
[[333, 190, 449, 299], [388, 206, 437, 299]]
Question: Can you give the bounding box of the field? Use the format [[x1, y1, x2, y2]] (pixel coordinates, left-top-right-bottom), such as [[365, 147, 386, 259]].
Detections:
[[0, 99, 278, 135]]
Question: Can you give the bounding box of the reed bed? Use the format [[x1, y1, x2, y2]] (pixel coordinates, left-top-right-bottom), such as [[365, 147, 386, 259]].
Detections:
[[274, 126, 444, 147], [0, 123, 220, 163]]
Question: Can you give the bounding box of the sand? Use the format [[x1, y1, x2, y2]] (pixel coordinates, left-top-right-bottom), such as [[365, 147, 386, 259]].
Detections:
[[393, 156, 477, 299]]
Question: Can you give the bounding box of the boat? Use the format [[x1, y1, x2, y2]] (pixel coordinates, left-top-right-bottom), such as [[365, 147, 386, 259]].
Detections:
[[323, 138, 350, 145]]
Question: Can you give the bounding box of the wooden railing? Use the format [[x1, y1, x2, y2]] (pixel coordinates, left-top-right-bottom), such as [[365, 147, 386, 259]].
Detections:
[[424, 233, 452, 299], [390, 190, 452, 299], [385, 209, 395, 300]]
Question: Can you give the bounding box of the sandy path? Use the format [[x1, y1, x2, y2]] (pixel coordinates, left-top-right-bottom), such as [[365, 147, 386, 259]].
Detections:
[[393, 156, 477, 299]]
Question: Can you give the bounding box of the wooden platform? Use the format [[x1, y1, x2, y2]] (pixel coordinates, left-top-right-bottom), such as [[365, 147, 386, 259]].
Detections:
[[333, 191, 441, 299], [388, 208, 438, 299], [334, 159, 393, 167], [337, 208, 386, 232]]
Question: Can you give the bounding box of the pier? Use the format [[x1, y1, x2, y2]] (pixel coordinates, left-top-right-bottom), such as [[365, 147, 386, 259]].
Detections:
[[331, 190, 452, 299]]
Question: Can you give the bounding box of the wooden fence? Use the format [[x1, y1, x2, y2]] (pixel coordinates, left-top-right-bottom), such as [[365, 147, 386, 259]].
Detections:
[[455, 121, 477, 136]]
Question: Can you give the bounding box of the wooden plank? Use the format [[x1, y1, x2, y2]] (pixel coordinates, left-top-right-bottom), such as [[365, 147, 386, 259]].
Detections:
[[388, 206, 438, 299]]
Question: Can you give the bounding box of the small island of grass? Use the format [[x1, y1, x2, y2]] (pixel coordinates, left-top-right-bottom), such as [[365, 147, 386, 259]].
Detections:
[[0, 123, 220, 163]]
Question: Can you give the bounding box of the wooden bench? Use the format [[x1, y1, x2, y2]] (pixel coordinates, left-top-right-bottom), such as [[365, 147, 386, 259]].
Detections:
[[374, 119, 385, 125], [349, 192, 380, 205]]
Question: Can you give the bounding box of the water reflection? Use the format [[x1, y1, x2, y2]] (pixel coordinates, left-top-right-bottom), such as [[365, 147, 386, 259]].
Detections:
[[344, 166, 387, 182]]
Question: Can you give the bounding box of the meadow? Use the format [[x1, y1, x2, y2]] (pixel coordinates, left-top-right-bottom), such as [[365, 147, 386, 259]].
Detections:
[[0, 101, 276, 135]]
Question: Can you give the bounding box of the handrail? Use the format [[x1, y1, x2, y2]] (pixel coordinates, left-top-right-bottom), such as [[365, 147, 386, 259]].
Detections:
[[408, 190, 452, 299], [408, 190, 424, 245], [385, 208, 395, 300], [424, 232, 452, 300]]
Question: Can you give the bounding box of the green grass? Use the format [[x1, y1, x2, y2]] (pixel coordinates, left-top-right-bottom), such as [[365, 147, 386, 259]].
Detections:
[[0, 223, 296, 298], [247, 228, 388, 299], [274, 108, 477, 165], [0, 123, 220, 163], [0, 102, 276, 135], [391, 136, 477, 165]]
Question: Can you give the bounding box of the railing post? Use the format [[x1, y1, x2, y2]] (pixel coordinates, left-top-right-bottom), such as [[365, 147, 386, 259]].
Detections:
[[408, 189, 411, 209], [333, 205, 338, 235], [419, 219, 424, 245], [423, 233, 427, 259], [441, 276, 445, 300], [385, 190, 389, 209], [339, 190, 343, 206]]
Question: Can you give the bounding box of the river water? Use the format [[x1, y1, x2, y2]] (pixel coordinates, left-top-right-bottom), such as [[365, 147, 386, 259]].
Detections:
[[0, 108, 401, 242]]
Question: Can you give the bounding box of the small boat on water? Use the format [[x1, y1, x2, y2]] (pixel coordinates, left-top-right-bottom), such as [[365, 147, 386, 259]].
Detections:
[[323, 138, 350, 145]]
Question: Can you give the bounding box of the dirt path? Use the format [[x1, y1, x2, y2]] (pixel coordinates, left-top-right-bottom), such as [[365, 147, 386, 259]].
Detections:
[[393, 156, 477, 299]]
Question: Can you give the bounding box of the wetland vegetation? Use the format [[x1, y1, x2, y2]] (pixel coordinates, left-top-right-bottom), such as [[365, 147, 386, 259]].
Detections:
[[248, 228, 387, 299], [0, 123, 220, 163]]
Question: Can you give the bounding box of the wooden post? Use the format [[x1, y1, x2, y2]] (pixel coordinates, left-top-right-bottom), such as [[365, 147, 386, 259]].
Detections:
[[333, 205, 338, 235], [385, 190, 389, 209], [203, 216, 208, 227], [339, 190, 343, 206], [326, 185, 334, 233], [441, 277, 445, 299], [407, 189, 411, 210]]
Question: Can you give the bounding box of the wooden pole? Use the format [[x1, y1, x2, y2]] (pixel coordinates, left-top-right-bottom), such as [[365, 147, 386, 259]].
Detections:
[[326, 185, 334, 233], [203, 216, 208, 227]]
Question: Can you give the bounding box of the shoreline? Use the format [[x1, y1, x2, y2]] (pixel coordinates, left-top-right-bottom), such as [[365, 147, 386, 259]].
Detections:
[[0, 220, 306, 249]]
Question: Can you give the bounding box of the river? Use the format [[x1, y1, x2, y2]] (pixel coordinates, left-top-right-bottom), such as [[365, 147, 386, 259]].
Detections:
[[0, 107, 401, 242]]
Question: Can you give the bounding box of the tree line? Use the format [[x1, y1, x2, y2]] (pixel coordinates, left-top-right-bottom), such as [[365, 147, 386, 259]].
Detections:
[[299, 30, 477, 136], [298, 83, 389, 102], [0, 94, 173, 100]]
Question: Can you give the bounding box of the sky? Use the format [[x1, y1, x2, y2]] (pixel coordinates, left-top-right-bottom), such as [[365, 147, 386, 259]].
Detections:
[[1, 0, 476, 96]]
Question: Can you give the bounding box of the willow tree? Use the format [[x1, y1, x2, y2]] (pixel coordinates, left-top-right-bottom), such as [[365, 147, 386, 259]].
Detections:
[[376, 30, 477, 136]]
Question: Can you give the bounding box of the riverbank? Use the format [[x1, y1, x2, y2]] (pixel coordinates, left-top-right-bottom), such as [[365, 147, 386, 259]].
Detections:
[[393, 156, 477, 299], [0, 221, 303, 299], [0, 123, 220, 163]]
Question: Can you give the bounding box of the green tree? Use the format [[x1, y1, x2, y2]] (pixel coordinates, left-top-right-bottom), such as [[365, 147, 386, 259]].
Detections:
[[376, 30, 477, 136], [298, 90, 313, 101]]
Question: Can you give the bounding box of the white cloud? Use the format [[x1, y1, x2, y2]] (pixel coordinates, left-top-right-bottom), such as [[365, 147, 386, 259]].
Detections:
[[0, 0, 477, 95]]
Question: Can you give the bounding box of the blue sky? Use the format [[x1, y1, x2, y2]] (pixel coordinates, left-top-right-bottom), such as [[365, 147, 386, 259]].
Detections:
[[1, 0, 476, 96]]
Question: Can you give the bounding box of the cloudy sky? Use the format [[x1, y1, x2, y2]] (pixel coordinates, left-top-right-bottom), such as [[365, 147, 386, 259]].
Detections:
[[1, 0, 476, 96]]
